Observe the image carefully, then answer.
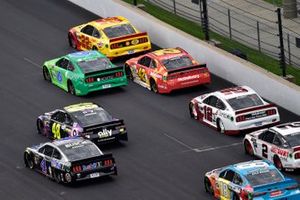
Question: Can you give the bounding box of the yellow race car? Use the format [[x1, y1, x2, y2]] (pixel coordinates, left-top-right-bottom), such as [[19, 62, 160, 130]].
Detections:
[[68, 16, 151, 59]]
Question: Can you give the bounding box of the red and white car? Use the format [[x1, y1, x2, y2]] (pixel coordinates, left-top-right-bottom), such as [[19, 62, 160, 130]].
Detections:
[[125, 47, 211, 93], [244, 122, 300, 171], [189, 86, 280, 134]]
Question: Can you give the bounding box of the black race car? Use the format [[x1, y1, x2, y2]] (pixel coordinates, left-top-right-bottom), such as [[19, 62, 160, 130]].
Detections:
[[37, 102, 128, 144], [24, 137, 117, 183]]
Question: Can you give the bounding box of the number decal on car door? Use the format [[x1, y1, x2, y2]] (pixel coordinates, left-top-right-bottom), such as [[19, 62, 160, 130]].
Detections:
[[52, 123, 61, 139], [204, 106, 213, 122]]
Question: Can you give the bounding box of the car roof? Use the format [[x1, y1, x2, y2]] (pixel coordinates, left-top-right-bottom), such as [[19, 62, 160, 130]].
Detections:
[[66, 50, 105, 62], [90, 16, 131, 29], [52, 137, 91, 147], [230, 160, 276, 176], [272, 122, 300, 136], [64, 102, 99, 113], [213, 86, 257, 100], [149, 48, 189, 62]]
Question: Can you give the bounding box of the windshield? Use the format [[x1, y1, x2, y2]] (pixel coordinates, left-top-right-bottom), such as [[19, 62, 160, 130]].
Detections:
[[246, 169, 283, 187], [103, 24, 136, 38], [285, 132, 300, 147], [162, 56, 193, 70], [70, 107, 113, 127], [59, 141, 101, 161], [77, 57, 112, 74], [227, 94, 264, 110]]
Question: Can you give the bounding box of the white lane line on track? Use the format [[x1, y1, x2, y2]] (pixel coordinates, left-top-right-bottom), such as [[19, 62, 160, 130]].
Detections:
[[24, 57, 41, 68], [193, 142, 243, 153], [163, 133, 195, 151]]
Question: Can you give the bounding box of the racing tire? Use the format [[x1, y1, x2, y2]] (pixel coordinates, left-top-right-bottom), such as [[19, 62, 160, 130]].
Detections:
[[68, 34, 77, 49], [204, 177, 214, 196], [53, 169, 62, 183], [274, 156, 284, 171], [24, 152, 34, 169], [189, 103, 198, 120], [36, 119, 43, 135], [217, 119, 225, 134], [43, 66, 51, 82], [68, 81, 76, 96], [92, 46, 98, 51], [125, 64, 133, 81], [244, 140, 254, 156], [150, 79, 158, 93]]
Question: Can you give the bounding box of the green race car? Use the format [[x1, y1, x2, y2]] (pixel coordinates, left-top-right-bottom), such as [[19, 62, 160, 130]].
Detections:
[[42, 50, 127, 96]]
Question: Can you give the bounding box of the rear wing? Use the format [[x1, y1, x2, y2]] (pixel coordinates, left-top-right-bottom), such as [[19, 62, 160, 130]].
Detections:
[[168, 64, 207, 75], [109, 32, 148, 43]]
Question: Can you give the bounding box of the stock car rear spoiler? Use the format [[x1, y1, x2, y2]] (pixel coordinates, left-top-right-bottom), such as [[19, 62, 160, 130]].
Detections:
[[235, 104, 275, 115], [167, 64, 207, 75], [71, 153, 114, 165], [109, 32, 148, 43], [84, 66, 124, 77], [83, 119, 125, 132]]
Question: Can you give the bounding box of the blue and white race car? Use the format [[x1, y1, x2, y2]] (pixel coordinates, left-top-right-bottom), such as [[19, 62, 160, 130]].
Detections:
[[204, 160, 300, 199]]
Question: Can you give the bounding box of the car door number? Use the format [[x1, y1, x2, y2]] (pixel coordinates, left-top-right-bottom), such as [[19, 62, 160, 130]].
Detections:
[[204, 106, 212, 122], [52, 123, 61, 139]]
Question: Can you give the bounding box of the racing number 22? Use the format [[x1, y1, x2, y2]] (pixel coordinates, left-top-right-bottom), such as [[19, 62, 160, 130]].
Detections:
[[52, 123, 61, 139]]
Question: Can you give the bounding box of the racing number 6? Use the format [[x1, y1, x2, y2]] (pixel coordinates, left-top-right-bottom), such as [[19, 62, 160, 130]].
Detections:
[[52, 123, 61, 139], [262, 144, 268, 158]]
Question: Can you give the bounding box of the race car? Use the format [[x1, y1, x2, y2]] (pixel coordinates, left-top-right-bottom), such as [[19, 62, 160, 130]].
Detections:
[[244, 122, 300, 171], [125, 47, 211, 93], [204, 160, 300, 200], [189, 86, 280, 134], [37, 102, 128, 144], [24, 137, 117, 184], [68, 16, 151, 59], [42, 50, 127, 96]]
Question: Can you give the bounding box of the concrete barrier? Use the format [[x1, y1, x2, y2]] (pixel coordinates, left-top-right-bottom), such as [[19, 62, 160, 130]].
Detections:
[[68, 0, 300, 115]]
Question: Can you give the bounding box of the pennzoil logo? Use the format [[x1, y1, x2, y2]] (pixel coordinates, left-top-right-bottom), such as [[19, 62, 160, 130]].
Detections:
[[98, 129, 112, 138]]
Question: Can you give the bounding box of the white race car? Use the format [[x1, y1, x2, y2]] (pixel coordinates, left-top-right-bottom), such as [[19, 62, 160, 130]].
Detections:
[[244, 122, 300, 171], [189, 86, 280, 134]]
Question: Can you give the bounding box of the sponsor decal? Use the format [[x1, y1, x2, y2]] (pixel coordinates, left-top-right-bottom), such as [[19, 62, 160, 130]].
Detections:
[[177, 75, 200, 82], [150, 72, 162, 79], [57, 72, 62, 83], [82, 162, 100, 171], [98, 129, 112, 138], [271, 146, 289, 157], [40, 159, 47, 174]]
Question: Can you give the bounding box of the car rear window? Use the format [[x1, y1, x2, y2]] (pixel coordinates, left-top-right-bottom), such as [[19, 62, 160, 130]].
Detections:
[[285, 132, 300, 147], [77, 57, 112, 74], [245, 169, 283, 187], [162, 56, 193, 70], [227, 94, 264, 110], [103, 24, 136, 38], [69, 107, 113, 127], [59, 141, 101, 161]]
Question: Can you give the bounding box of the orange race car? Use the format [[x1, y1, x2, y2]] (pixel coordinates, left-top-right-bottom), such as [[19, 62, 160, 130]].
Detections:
[[68, 16, 151, 59], [125, 48, 211, 93]]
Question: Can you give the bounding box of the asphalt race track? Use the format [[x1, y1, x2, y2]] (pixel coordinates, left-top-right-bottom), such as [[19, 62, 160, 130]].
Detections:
[[0, 0, 299, 199]]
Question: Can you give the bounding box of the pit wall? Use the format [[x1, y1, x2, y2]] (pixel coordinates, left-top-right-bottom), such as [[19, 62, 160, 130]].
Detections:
[[68, 0, 300, 115]]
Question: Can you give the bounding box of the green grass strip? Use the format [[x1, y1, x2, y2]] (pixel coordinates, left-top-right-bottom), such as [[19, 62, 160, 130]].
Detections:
[[122, 0, 300, 85]]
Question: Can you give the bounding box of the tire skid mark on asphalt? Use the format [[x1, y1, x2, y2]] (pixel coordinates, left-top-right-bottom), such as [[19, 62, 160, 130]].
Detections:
[[24, 57, 41, 68]]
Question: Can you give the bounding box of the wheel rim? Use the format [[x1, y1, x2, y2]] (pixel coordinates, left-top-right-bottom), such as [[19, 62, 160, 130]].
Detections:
[[245, 141, 253, 155], [26, 154, 34, 169]]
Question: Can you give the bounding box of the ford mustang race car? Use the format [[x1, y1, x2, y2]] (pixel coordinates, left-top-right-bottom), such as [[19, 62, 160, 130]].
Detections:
[[24, 137, 117, 183], [244, 122, 300, 171], [37, 102, 128, 144], [125, 47, 211, 93], [189, 86, 280, 134], [42, 50, 127, 96], [204, 160, 300, 200], [68, 16, 151, 59]]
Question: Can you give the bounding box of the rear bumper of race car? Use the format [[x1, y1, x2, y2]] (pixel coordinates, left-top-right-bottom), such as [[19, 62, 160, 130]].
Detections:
[[72, 165, 117, 182], [106, 42, 151, 59], [225, 120, 280, 135], [157, 75, 211, 93], [86, 132, 128, 144]]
